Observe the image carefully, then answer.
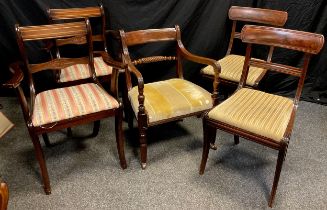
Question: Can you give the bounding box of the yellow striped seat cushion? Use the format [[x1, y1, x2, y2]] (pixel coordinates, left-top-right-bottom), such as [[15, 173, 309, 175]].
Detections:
[[208, 88, 294, 141], [32, 83, 119, 127], [59, 57, 113, 83], [201, 54, 266, 86], [128, 78, 212, 123]]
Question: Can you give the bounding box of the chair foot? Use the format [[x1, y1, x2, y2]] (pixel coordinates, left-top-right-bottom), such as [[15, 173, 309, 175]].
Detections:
[[234, 135, 239, 145], [67, 127, 72, 137], [141, 162, 146, 169], [44, 186, 51, 195], [91, 120, 100, 137], [210, 143, 217, 150], [42, 134, 52, 147]]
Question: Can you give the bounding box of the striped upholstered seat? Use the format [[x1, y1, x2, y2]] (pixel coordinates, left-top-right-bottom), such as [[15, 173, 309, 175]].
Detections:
[[128, 78, 212, 123], [59, 57, 113, 83], [208, 88, 293, 141], [201, 54, 266, 86], [32, 83, 119, 127]]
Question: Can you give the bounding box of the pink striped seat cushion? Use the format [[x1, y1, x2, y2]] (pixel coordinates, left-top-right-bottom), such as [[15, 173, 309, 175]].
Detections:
[[59, 57, 113, 83], [32, 83, 119, 127]]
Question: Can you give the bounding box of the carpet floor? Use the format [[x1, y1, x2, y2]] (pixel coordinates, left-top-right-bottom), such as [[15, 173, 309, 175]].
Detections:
[[0, 97, 326, 209]]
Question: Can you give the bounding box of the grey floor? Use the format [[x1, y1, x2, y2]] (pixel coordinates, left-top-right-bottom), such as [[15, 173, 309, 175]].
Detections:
[[0, 97, 326, 209]]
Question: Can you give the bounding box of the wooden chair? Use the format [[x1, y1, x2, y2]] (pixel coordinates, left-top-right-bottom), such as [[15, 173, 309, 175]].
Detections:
[[47, 4, 124, 85], [199, 25, 324, 207], [120, 25, 220, 169], [201, 6, 287, 93], [0, 181, 8, 210], [3, 20, 127, 194]]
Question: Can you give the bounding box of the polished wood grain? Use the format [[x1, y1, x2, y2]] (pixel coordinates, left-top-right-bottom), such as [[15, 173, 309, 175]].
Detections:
[[229, 6, 287, 26], [120, 25, 220, 169], [0, 181, 8, 210], [5, 20, 126, 194], [200, 25, 324, 207], [241, 25, 324, 54], [49, 7, 102, 20], [17, 22, 87, 41]]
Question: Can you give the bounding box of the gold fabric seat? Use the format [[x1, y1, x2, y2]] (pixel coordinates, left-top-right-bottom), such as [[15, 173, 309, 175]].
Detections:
[[128, 78, 212, 123], [200, 25, 324, 207], [59, 57, 113, 83], [208, 88, 293, 141], [120, 26, 219, 168], [32, 83, 119, 127], [201, 55, 266, 86], [201, 6, 288, 90]]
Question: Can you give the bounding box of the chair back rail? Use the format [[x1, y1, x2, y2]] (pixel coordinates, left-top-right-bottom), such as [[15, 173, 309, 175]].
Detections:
[[240, 25, 324, 104], [226, 6, 288, 57], [241, 25, 324, 54], [48, 5, 106, 45], [17, 22, 87, 41], [229, 6, 288, 26], [48, 7, 102, 20], [123, 28, 177, 46]]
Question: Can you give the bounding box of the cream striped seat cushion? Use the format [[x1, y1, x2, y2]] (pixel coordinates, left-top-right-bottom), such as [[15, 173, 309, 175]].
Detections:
[[201, 54, 266, 86], [208, 88, 294, 141], [128, 78, 212, 123], [59, 57, 113, 83], [32, 83, 119, 127]]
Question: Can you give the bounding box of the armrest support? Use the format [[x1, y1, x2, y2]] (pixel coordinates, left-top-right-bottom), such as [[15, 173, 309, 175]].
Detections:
[[3, 62, 31, 124], [3, 62, 24, 88], [177, 40, 220, 105], [123, 56, 146, 114]]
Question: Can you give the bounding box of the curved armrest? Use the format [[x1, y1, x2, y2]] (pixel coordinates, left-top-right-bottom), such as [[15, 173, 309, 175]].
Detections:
[[3, 62, 24, 89], [177, 40, 221, 76], [3, 62, 31, 124], [94, 51, 125, 69], [177, 40, 220, 105]]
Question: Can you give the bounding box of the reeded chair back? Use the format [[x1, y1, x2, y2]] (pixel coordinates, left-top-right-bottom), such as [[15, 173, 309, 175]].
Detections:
[[120, 25, 220, 168], [0, 181, 8, 210], [4, 20, 126, 194], [201, 6, 288, 91], [48, 5, 123, 84], [200, 25, 324, 207]]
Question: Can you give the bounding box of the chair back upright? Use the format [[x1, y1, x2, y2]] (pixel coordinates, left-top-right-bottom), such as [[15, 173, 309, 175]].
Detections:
[[240, 25, 325, 105], [120, 27, 183, 91], [227, 6, 288, 61], [48, 5, 107, 53], [15, 20, 96, 113]]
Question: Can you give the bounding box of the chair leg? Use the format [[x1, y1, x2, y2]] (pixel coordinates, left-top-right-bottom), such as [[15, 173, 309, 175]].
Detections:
[[29, 132, 51, 194], [268, 148, 287, 207], [42, 134, 51, 147], [199, 121, 217, 175], [234, 135, 239, 145], [92, 120, 100, 137], [67, 127, 72, 137], [139, 125, 147, 169], [115, 109, 127, 169]]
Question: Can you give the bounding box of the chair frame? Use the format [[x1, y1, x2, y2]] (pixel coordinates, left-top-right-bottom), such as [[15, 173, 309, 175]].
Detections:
[[3, 20, 127, 194], [47, 4, 124, 85], [199, 25, 324, 207], [202, 6, 288, 88], [0, 181, 8, 210], [47, 4, 125, 143], [120, 25, 220, 169]]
